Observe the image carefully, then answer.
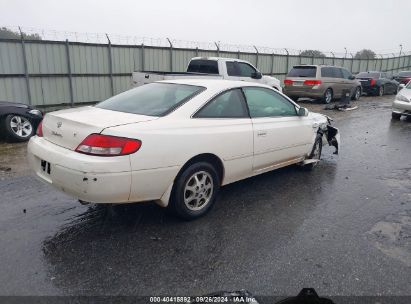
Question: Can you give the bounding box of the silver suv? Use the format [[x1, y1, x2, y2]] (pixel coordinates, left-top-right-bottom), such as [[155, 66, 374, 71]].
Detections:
[[283, 65, 362, 103]]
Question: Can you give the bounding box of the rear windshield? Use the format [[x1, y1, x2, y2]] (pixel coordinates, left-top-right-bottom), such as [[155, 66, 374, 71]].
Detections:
[[398, 71, 411, 77], [96, 83, 204, 116], [287, 66, 317, 77], [187, 60, 219, 74], [356, 72, 380, 79]]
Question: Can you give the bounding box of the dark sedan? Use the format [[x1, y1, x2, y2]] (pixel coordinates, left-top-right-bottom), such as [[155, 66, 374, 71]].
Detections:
[[0, 102, 43, 142], [393, 71, 411, 85], [356, 71, 399, 96]]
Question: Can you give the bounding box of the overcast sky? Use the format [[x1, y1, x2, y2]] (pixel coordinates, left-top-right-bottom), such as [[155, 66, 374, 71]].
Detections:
[[1, 0, 410, 54]]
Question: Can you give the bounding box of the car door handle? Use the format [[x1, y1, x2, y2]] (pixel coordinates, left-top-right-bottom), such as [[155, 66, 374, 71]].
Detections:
[[257, 131, 267, 137]]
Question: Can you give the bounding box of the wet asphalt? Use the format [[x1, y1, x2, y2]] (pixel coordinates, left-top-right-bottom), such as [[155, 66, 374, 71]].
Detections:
[[0, 95, 410, 297]]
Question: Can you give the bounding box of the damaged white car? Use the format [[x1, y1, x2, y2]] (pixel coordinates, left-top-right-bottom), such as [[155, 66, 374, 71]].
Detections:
[[28, 80, 339, 220]]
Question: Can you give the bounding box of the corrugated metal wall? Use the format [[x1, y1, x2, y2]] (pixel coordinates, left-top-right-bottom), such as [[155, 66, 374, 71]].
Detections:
[[1, 38, 410, 107]]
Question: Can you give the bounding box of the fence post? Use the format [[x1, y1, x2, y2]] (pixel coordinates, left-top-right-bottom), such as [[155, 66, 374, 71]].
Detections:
[[271, 53, 275, 75], [311, 53, 315, 65], [350, 53, 354, 73], [65, 39, 74, 107], [298, 50, 302, 64], [331, 52, 335, 65], [214, 42, 220, 57], [196, 47, 199, 57], [237, 50, 240, 59], [391, 53, 395, 73], [167, 38, 173, 72], [284, 48, 289, 76], [105, 34, 114, 96], [253, 45, 259, 69], [18, 27, 32, 105], [379, 55, 383, 72], [141, 43, 145, 71]]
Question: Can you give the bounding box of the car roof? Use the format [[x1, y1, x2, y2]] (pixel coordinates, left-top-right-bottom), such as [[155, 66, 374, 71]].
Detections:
[[158, 79, 272, 90], [190, 56, 252, 64]]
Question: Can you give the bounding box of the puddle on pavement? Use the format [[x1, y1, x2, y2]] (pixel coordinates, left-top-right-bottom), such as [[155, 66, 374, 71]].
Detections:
[[367, 211, 411, 267]]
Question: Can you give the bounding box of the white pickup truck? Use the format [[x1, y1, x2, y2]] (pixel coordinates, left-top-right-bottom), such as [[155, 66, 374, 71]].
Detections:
[[132, 57, 282, 92]]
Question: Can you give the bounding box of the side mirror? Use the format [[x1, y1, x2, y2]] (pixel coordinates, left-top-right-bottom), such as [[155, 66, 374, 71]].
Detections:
[[298, 107, 309, 117], [399, 84, 405, 90], [349, 75, 355, 80], [251, 72, 262, 79]]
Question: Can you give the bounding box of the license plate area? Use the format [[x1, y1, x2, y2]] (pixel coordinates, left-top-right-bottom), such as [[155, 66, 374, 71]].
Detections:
[[293, 81, 304, 86], [41, 160, 51, 175]]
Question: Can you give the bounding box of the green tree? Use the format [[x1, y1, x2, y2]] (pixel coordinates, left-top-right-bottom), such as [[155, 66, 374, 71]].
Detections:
[[300, 49, 326, 57], [0, 27, 41, 40], [354, 49, 376, 59]]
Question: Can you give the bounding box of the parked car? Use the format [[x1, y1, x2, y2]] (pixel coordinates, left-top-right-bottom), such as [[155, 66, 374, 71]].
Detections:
[[283, 65, 362, 104], [393, 71, 411, 85], [132, 57, 282, 92], [0, 101, 43, 142], [392, 81, 411, 120], [28, 80, 339, 220], [355, 71, 399, 96]]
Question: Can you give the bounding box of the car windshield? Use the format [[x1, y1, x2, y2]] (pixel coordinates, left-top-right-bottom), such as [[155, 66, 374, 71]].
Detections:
[[287, 66, 317, 77], [406, 82, 411, 89], [95, 83, 204, 116], [356, 72, 380, 78], [398, 71, 411, 77]]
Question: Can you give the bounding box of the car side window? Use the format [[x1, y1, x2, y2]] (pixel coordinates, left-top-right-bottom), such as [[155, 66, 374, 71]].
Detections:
[[195, 89, 249, 118], [321, 67, 333, 78], [341, 69, 352, 79], [226, 62, 238, 76], [237, 63, 257, 77], [243, 87, 297, 118], [333, 68, 343, 78]]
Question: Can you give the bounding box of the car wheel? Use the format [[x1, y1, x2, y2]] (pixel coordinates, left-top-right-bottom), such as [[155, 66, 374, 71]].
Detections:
[[169, 162, 220, 220], [304, 135, 323, 170], [4, 114, 35, 142], [378, 86, 384, 96], [323, 89, 333, 104], [392, 112, 401, 120], [352, 87, 361, 101], [394, 86, 399, 95]]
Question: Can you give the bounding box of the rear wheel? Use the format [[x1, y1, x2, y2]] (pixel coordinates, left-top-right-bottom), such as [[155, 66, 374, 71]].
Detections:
[[4, 114, 34, 142], [169, 162, 220, 220], [377, 86, 384, 96], [322, 89, 333, 104], [392, 112, 401, 120], [352, 87, 361, 101]]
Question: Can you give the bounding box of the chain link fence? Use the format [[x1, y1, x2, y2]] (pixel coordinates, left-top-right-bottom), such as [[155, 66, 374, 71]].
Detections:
[[1, 26, 410, 107]]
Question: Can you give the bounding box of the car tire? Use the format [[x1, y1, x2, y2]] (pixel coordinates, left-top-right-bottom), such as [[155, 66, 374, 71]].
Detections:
[[394, 86, 399, 95], [4, 114, 35, 142], [322, 89, 333, 104], [377, 86, 384, 96], [169, 162, 220, 220], [391, 112, 401, 120], [304, 135, 323, 170], [352, 86, 361, 101]]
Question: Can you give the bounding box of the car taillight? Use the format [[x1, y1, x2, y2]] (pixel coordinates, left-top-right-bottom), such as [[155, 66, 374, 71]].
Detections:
[[370, 79, 376, 86], [284, 79, 293, 85], [303, 80, 322, 86], [75, 134, 142, 156], [36, 121, 43, 137]]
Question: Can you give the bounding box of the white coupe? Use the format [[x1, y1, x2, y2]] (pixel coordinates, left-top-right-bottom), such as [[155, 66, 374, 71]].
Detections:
[[28, 80, 339, 220]]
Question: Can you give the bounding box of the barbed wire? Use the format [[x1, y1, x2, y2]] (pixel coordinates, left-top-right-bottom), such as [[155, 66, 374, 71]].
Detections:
[[1, 26, 409, 58]]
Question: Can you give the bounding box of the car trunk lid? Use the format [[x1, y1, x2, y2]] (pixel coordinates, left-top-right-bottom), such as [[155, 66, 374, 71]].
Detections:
[[42, 106, 157, 150]]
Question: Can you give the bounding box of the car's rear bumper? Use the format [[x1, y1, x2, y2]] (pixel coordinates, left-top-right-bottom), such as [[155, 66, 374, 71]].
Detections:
[[283, 86, 324, 98], [392, 99, 411, 115], [28, 136, 179, 205], [361, 86, 378, 95]]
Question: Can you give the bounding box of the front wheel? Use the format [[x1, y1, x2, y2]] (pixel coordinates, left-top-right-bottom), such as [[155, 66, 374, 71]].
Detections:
[[169, 162, 220, 220], [322, 89, 333, 104], [352, 87, 361, 101], [304, 135, 323, 170], [4, 114, 35, 142]]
